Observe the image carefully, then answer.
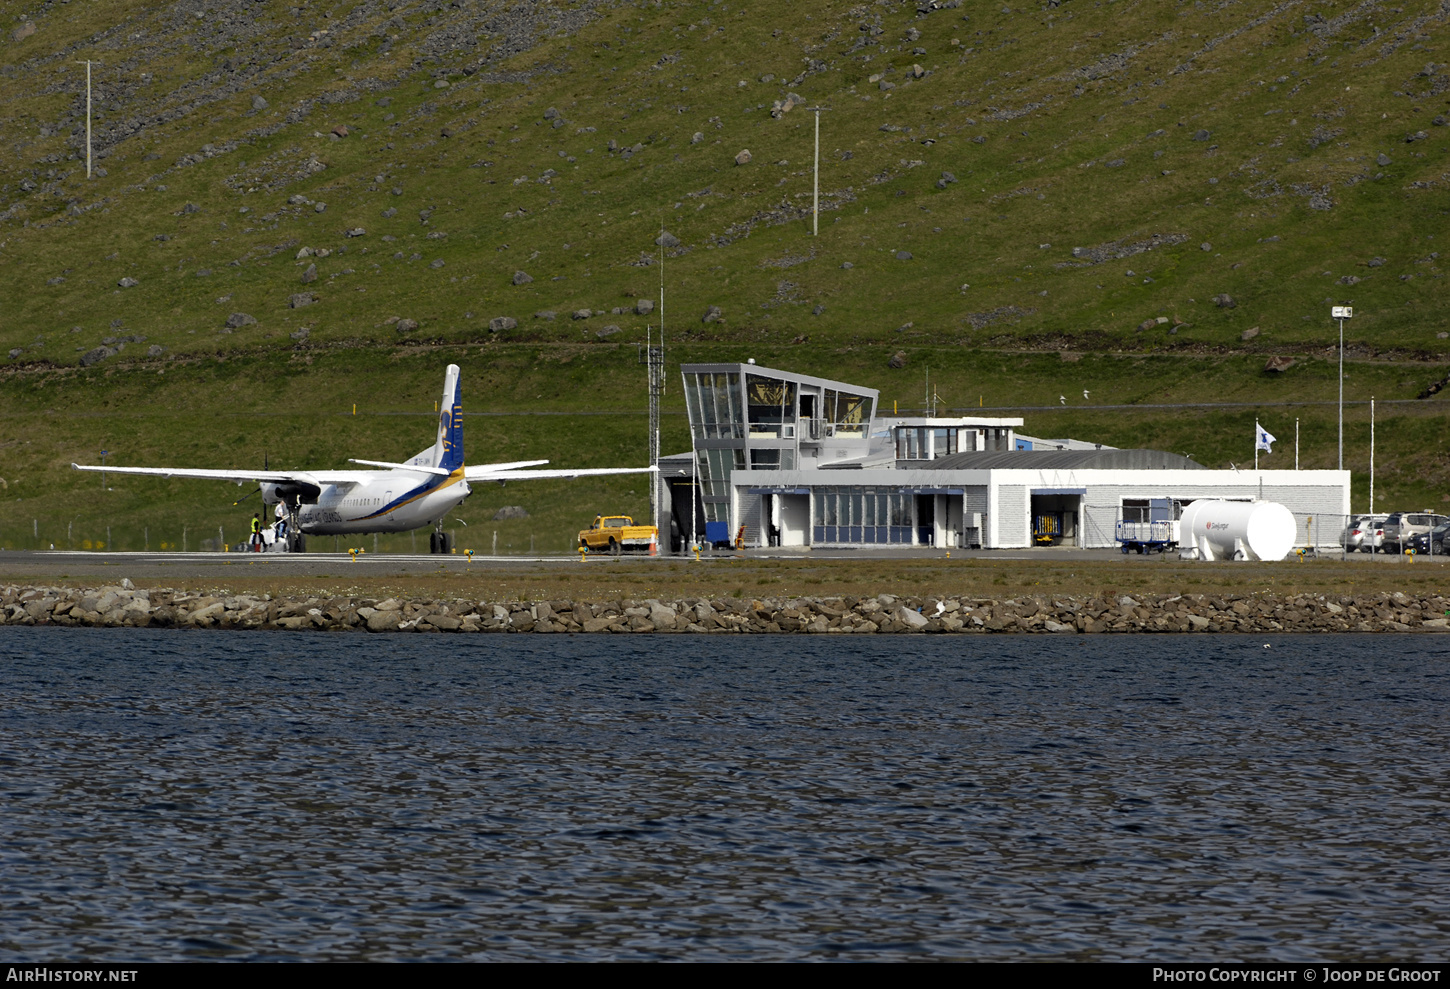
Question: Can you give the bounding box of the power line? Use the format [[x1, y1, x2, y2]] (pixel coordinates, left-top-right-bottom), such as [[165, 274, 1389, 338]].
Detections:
[[3, 398, 1438, 420], [954, 399, 1433, 413]]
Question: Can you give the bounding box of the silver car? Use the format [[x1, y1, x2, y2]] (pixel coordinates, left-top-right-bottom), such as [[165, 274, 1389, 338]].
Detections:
[[1340, 515, 1387, 552]]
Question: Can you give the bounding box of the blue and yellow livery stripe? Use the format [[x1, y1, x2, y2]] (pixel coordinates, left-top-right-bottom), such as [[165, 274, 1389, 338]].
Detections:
[[359, 466, 467, 520]]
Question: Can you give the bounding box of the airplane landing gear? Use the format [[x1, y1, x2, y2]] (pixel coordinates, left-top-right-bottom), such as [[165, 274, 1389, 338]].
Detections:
[[429, 523, 453, 554], [278, 501, 305, 553]]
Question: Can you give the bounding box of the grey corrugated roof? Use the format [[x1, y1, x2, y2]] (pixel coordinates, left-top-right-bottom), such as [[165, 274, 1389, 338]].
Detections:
[[658, 451, 695, 478], [918, 449, 1206, 471]]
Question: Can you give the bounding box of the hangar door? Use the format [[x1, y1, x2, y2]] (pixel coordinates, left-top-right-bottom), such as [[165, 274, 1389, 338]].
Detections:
[[1031, 488, 1085, 547]]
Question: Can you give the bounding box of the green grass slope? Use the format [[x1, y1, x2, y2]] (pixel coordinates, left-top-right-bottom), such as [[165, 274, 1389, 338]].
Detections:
[[3, 0, 1448, 356]]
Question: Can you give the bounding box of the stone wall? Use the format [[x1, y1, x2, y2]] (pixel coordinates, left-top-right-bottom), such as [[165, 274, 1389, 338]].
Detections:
[[3, 583, 1447, 634]]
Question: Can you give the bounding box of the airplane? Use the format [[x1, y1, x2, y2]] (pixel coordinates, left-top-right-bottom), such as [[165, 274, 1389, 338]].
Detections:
[[72, 364, 657, 553]]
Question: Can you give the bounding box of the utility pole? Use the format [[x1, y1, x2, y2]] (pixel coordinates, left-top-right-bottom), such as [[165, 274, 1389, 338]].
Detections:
[[640, 220, 666, 539], [1333, 305, 1352, 470], [658, 220, 665, 536], [75, 60, 100, 178], [807, 107, 829, 236], [640, 326, 664, 535]]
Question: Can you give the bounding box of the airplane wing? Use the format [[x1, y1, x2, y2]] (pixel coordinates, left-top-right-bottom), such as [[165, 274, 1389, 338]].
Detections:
[[70, 464, 368, 488], [73, 464, 309, 484], [467, 465, 659, 482]]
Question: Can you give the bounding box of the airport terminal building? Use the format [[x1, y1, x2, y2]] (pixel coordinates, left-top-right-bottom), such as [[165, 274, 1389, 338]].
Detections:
[[658, 362, 1351, 552]]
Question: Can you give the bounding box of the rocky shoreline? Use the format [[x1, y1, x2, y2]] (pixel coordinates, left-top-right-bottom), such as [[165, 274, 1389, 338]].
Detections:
[[3, 582, 1448, 634]]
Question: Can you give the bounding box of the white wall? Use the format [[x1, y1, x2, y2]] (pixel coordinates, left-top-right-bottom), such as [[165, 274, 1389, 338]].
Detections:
[[730, 467, 1350, 551], [996, 470, 1350, 550]]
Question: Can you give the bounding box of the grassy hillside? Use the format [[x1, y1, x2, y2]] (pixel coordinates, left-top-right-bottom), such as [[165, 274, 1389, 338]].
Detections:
[[1, 0, 1447, 548], [3, 0, 1449, 354]]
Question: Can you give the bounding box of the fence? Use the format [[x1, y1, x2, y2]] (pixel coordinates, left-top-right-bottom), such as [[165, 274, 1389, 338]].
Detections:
[[1109, 511, 1450, 561], [5, 514, 1447, 560], [0, 520, 588, 556]]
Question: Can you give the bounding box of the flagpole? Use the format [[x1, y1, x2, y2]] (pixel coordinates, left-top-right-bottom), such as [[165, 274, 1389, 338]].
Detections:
[[1255, 421, 1259, 471]]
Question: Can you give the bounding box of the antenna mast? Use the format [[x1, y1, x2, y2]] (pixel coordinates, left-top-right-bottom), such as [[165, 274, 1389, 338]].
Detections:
[[643, 328, 664, 534], [641, 219, 666, 538]]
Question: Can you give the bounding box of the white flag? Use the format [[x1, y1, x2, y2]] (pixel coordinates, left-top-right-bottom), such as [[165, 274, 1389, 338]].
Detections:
[[1256, 422, 1276, 453]]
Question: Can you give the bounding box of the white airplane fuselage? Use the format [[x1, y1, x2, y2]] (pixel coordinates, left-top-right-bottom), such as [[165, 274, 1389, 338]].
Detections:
[[279, 471, 472, 536]]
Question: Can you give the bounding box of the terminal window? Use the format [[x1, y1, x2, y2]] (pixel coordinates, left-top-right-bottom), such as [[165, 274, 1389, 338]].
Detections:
[[684, 372, 745, 440]]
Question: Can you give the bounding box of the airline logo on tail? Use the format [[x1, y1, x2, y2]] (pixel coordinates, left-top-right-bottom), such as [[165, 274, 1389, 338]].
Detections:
[[436, 363, 464, 473]]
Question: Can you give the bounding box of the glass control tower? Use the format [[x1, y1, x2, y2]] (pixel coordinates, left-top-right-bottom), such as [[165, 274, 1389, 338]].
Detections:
[[681, 362, 878, 535]]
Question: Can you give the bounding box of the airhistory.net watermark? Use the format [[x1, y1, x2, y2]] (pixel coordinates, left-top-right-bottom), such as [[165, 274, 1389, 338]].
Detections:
[[5, 971, 138, 983]]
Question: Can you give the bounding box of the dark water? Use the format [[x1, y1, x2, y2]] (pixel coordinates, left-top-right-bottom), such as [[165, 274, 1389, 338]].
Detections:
[[1, 629, 1447, 962]]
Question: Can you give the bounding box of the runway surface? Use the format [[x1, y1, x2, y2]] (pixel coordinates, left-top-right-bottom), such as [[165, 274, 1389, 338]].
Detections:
[[0, 544, 1409, 582], [1, 546, 1139, 581]]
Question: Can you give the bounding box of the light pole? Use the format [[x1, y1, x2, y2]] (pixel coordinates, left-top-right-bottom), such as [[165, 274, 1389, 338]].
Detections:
[[1332, 305, 1352, 470], [807, 106, 829, 236], [75, 60, 100, 178], [99, 449, 108, 490]]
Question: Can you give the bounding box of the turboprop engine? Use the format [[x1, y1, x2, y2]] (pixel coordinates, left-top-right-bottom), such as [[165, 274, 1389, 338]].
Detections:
[[261, 480, 322, 507]]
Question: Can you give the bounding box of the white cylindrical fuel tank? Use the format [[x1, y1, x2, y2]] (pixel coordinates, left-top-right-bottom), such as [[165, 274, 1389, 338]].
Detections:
[[1178, 499, 1297, 561]]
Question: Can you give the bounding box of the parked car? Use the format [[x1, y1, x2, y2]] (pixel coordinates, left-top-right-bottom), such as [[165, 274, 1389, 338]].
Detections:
[[1340, 514, 1388, 553], [1407, 522, 1450, 556], [1381, 512, 1450, 553]]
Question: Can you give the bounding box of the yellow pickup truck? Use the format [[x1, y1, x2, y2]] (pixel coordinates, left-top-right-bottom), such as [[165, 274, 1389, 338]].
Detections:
[[579, 515, 658, 554]]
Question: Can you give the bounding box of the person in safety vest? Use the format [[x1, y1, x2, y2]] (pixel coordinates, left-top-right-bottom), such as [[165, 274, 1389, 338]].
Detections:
[[250, 513, 263, 552]]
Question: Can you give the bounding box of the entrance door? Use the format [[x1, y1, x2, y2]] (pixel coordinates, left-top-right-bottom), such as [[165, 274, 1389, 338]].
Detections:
[[779, 495, 809, 546], [945, 494, 963, 549], [915, 494, 935, 546], [761, 494, 781, 547]]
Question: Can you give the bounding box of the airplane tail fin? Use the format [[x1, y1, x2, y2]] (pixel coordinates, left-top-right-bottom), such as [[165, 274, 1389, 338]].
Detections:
[[434, 364, 464, 473]]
